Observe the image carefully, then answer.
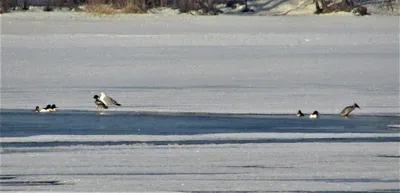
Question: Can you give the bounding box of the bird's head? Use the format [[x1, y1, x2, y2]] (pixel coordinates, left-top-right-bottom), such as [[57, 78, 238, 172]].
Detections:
[[93, 95, 99, 99], [354, 103, 360, 109]]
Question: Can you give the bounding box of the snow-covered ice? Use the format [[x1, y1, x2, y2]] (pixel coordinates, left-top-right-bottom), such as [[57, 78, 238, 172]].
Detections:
[[0, 13, 399, 192], [1, 142, 399, 192], [1, 13, 399, 114]]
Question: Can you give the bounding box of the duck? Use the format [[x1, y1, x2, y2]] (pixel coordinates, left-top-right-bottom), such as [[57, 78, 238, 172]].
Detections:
[[296, 110, 305, 117], [93, 92, 121, 109], [309, 110, 319, 119], [34, 104, 52, 113], [340, 103, 360, 117], [33, 106, 40, 112]]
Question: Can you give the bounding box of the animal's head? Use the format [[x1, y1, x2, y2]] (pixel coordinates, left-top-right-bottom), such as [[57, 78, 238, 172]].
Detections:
[[93, 95, 99, 99], [354, 103, 360, 109]]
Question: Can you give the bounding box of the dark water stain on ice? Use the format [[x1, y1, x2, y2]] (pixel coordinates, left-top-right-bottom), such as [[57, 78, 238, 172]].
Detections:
[[0, 180, 67, 186], [0, 176, 17, 180], [376, 155, 400, 158], [0, 175, 71, 188]]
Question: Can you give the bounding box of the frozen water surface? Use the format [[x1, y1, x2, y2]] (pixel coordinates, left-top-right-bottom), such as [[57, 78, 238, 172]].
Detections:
[[1, 13, 399, 114], [1, 13, 399, 192]]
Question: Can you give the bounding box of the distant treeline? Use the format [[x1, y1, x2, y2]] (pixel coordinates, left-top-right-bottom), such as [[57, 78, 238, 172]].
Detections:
[[0, 0, 235, 14], [0, 0, 396, 15]]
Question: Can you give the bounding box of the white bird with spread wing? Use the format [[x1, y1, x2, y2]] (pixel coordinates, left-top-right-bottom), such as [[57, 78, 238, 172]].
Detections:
[[93, 92, 121, 109]]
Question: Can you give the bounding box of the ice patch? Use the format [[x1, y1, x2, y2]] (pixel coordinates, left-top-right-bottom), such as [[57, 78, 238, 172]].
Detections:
[[387, 124, 400, 129]]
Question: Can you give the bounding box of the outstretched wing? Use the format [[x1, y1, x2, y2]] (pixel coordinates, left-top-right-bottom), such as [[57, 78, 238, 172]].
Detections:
[[100, 92, 121, 106]]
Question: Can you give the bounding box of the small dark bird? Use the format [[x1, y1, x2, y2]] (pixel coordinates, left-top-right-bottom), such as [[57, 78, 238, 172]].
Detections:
[[33, 106, 40, 112], [340, 103, 360, 117], [309, 110, 319, 119], [93, 92, 121, 109], [296, 110, 305, 117]]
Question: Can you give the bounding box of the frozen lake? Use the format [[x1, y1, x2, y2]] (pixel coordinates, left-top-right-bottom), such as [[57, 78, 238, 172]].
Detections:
[[1, 13, 399, 192], [1, 13, 399, 114]]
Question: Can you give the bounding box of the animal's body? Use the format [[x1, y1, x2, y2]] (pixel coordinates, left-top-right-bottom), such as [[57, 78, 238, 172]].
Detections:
[[309, 111, 319, 119], [93, 92, 121, 109], [34, 105, 52, 113], [296, 110, 305, 117], [340, 103, 360, 117]]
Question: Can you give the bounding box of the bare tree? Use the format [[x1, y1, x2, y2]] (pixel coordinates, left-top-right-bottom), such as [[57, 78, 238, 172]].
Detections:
[[242, 0, 254, 12], [383, 0, 394, 11], [0, 0, 8, 13], [195, 0, 219, 14], [23, 0, 28, 10]]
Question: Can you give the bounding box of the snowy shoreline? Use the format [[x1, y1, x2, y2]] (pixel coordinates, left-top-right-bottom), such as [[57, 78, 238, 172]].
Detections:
[[2, 0, 399, 17]]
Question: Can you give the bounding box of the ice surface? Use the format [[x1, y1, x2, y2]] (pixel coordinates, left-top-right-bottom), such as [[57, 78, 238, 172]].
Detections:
[[1, 13, 399, 114], [1, 13, 399, 192], [1, 142, 399, 192]]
